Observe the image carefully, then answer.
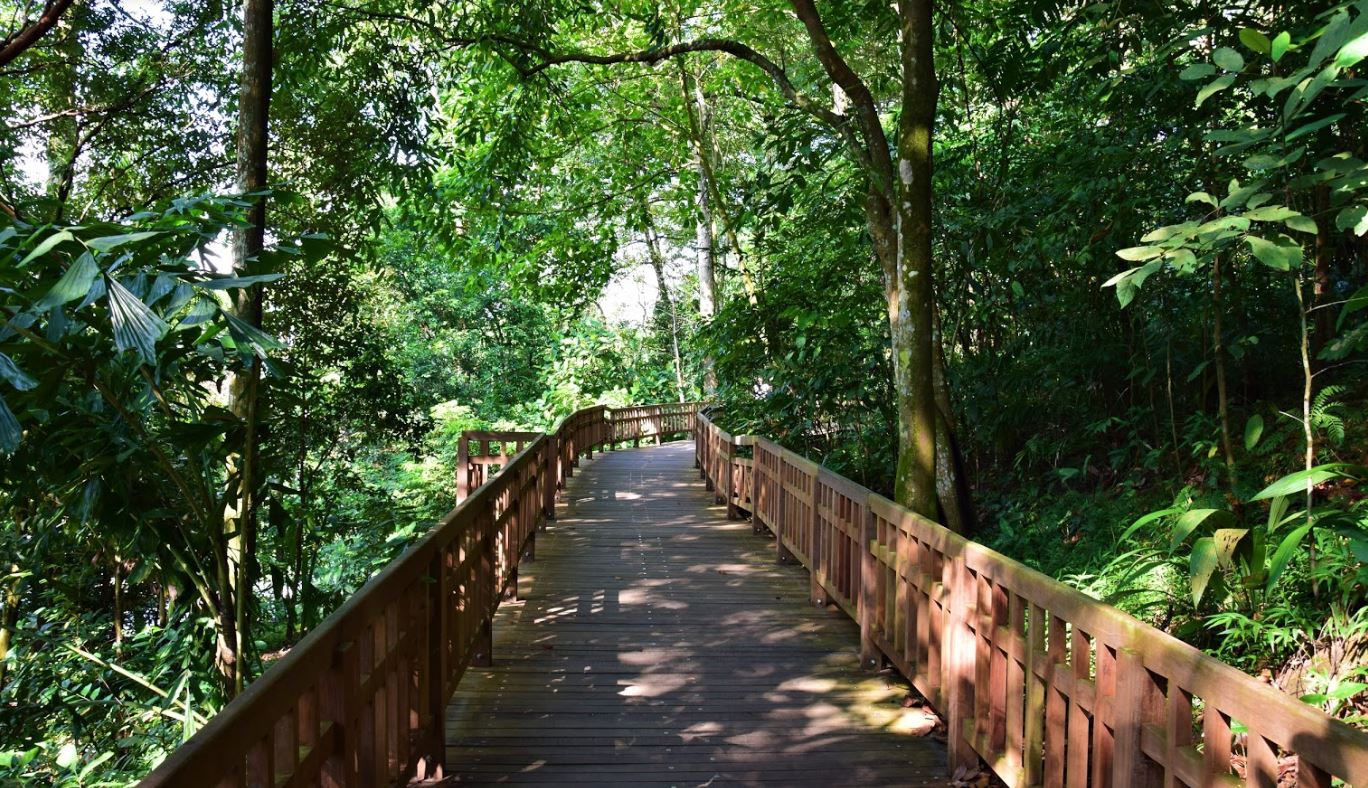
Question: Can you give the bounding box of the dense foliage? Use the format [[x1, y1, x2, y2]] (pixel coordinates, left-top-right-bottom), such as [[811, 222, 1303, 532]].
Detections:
[[1, 0, 1365, 782]]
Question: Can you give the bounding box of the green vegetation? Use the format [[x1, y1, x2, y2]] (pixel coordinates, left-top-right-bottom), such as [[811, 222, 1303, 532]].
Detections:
[[1, 0, 1366, 781]]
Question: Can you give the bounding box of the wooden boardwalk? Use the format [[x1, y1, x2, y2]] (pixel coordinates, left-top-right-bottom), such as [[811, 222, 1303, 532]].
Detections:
[[445, 441, 948, 786]]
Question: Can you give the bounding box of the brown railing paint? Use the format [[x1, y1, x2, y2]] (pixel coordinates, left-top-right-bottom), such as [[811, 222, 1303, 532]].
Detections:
[[694, 409, 1368, 787], [139, 402, 700, 788]]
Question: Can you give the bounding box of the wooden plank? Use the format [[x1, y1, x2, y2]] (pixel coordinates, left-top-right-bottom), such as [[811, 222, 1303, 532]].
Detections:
[[446, 443, 947, 786]]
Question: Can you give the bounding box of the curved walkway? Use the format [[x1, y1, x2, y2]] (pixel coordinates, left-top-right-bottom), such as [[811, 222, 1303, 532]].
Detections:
[[445, 440, 948, 786]]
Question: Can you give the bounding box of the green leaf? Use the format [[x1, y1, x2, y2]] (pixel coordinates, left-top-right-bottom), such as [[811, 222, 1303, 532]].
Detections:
[[1287, 113, 1347, 142], [1245, 236, 1303, 270], [1251, 464, 1361, 500], [223, 311, 284, 359], [1166, 248, 1198, 271], [1239, 29, 1271, 55], [18, 230, 73, 266], [0, 354, 37, 391], [1336, 205, 1368, 236], [1213, 47, 1245, 72], [1103, 259, 1164, 308], [35, 251, 99, 309], [1335, 31, 1368, 68], [194, 273, 285, 290], [1271, 31, 1292, 62], [1212, 528, 1250, 568], [1243, 206, 1299, 222], [1309, 12, 1349, 70], [0, 394, 20, 453], [1190, 537, 1220, 606], [1284, 215, 1318, 234], [106, 275, 168, 364], [55, 742, 77, 770], [85, 231, 160, 252], [1120, 507, 1180, 542], [1196, 74, 1237, 107], [1244, 414, 1264, 450], [1265, 521, 1313, 594], [1116, 246, 1165, 261], [1185, 191, 1217, 206], [1173, 508, 1234, 550], [1180, 63, 1217, 81]]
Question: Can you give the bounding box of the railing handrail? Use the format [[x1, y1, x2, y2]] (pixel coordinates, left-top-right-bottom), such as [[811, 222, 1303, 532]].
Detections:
[[693, 409, 1368, 786], [141, 400, 700, 787]]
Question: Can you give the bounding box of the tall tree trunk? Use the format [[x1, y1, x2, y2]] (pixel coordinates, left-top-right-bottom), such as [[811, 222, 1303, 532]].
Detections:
[[889, 0, 940, 518], [932, 308, 974, 535], [692, 150, 718, 393], [643, 207, 688, 402], [677, 59, 720, 394], [0, 562, 20, 690], [1211, 253, 1238, 497], [1312, 184, 1333, 361], [1294, 275, 1317, 596], [223, 0, 273, 697]]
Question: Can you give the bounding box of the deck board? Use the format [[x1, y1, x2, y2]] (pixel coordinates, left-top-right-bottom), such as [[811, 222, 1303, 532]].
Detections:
[[445, 441, 948, 786]]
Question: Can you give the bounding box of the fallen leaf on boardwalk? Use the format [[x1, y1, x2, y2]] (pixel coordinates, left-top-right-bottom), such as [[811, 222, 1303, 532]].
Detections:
[[890, 707, 939, 735], [949, 765, 990, 786]]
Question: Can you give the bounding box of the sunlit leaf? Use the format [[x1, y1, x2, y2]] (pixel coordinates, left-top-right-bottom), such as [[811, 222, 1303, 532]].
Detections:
[[1244, 414, 1264, 450], [35, 252, 100, 310], [19, 231, 73, 266]]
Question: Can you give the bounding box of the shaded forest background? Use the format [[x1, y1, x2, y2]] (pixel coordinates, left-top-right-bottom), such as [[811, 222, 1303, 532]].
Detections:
[[1, 0, 1366, 782]]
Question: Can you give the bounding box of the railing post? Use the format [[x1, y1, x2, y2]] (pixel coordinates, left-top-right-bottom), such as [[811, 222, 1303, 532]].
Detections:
[[419, 550, 447, 781], [472, 501, 495, 668], [859, 504, 879, 670], [543, 434, 558, 520], [775, 457, 794, 565], [809, 473, 824, 606], [456, 435, 470, 503], [724, 438, 738, 519]]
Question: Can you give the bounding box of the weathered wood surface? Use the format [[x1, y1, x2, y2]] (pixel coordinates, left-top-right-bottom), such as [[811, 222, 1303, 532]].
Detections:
[[696, 411, 1368, 788], [445, 441, 948, 786]]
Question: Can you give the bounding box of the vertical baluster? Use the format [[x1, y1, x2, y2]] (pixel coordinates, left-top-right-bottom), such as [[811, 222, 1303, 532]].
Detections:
[[246, 733, 273, 788], [894, 518, 912, 661], [1245, 730, 1277, 788], [1091, 643, 1117, 786], [1163, 684, 1193, 788], [974, 572, 993, 748], [1203, 704, 1234, 785], [859, 503, 879, 670], [1112, 649, 1162, 787], [1024, 603, 1047, 785], [946, 554, 978, 772], [322, 641, 360, 788], [1066, 627, 1091, 788], [1043, 615, 1068, 786], [273, 706, 298, 784], [1004, 592, 1025, 781]]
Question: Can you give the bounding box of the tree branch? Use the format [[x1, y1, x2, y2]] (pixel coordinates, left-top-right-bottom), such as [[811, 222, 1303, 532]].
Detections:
[[786, 0, 894, 200], [0, 0, 76, 68]]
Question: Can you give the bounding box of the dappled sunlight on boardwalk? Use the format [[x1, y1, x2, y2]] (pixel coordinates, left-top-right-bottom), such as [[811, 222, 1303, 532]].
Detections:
[[445, 442, 948, 786]]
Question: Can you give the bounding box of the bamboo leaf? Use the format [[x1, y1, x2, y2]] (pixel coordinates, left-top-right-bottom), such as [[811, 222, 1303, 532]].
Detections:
[[1265, 521, 1313, 594], [35, 252, 100, 309], [19, 230, 73, 266]]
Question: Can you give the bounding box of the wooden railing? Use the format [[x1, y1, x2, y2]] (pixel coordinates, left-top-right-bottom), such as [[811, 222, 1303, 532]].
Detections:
[[140, 401, 699, 787], [694, 409, 1368, 787]]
